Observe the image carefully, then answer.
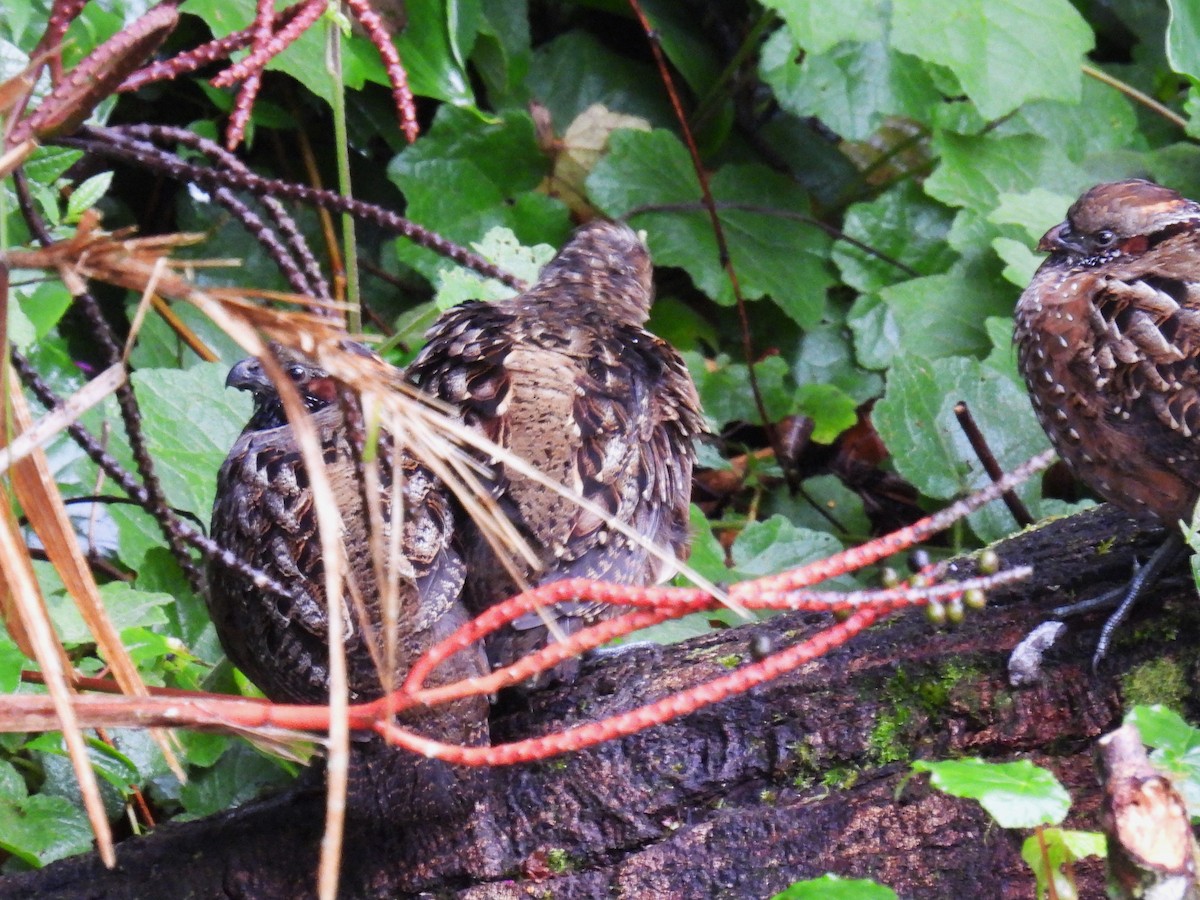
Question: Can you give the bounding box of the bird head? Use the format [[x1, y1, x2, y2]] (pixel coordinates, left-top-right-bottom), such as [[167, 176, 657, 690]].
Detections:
[[227, 344, 339, 431], [1037, 179, 1200, 266]]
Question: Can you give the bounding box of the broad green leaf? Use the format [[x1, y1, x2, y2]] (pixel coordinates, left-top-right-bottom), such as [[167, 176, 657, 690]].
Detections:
[[875, 265, 1010, 362], [527, 30, 674, 130], [795, 383, 857, 444], [792, 321, 883, 406], [914, 758, 1070, 828], [874, 356, 1052, 539], [472, 0, 532, 106], [46, 581, 171, 646], [394, 0, 480, 106], [833, 182, 957, 293], [687, 353, 794, 428], [179, 742, 294, 817], [762, 29, 940, 141], [17, 281, 73, 341], [766, 0, 884, 53], [1021, 828, 1105, 900], [0, 793, 94, 867], [589, 130, 834, 327], [388, 106, 568, 279], [773, 873, 898, 900], [1167, 0, 1200, 81], [890, 0, 1093, 119], [0, 632, 24, 693], [730, 515, 843, 580]]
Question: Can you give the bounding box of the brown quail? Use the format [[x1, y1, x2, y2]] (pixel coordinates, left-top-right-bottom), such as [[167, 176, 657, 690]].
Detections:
[[1015, 178, 1200, 662], [208, 345, 489, 806], [406, 220, 705, 680]]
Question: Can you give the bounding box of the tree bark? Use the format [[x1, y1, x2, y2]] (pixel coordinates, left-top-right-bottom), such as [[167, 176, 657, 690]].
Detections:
[[2, 503, 1193, 899]]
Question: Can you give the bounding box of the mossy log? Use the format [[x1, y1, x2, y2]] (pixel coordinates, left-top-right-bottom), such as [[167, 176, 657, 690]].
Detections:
[[3, 503, 1196, 899]]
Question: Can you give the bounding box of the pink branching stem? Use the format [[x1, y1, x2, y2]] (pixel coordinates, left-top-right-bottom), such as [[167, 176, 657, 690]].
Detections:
[[34, 0, 89, 82], [209, 0, 326, 89], [377, 605, 894, 766], [344, 0, 419, 143], [220, 0, 274, 150], [735, 449, 1055, 602], [118, 4, 307, 93], [223, 0, 275, 149]]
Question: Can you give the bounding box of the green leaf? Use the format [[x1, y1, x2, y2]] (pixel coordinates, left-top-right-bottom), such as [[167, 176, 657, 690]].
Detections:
[[527, 30, 674, 130], [890, 0, 1093, 119], [65, 171, 112, 223], [394, 0, 480, 106], [432, 227, 554, 310], [833, 182, 957, 293], [688, 353, 794, 427], [730, 515, 843, 580], [794, 383, 857, 444], [1125, 705, 1200, 814], [766, 1, 884, 53], [874, 355, 1052, 539], [1167, 0, 1200, 81], [762, 29, 940, 141], [875, 265, 1011, 362], [773, 873, 898, 900], [589, 129, 834, 327], [45, 581, 171, 647], [388, 106, 567, 280], [913, 758, 1070, 828], [105, 364, 250, 569], [0, 793, 94, 867], [1021, 828, 1106, 900], [179, 743, 293, 817]]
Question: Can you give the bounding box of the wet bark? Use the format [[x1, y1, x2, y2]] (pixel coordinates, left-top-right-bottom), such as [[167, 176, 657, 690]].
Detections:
[[2, 503, 1195, 899]]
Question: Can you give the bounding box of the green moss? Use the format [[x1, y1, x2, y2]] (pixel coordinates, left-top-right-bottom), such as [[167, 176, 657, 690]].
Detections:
[[868, 707, 912, 765], [546, 848, 573, 873], [864, 662, 984, 767], [1122, 657, 1188, 710], [717, 654, 742, 669], [820, 766, 859, 790], [759, 789, 777, 804]]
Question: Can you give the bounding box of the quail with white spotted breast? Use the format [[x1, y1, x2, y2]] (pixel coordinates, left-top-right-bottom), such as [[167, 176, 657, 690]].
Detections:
[[1015, 179, 1200, 662], [406, 220, 705, 680]]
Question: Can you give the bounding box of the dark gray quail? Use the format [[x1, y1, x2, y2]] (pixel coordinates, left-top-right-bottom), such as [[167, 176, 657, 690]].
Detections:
[[406, 220, 705, 679], [1015, 179, 1200, 663], [208, 345, 489, 767]]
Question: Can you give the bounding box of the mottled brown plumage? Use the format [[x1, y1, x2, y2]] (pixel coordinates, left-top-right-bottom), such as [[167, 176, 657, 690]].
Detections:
[[406, 220, 705, 677], [1015, 179, 1200, 524], [207, 346, 488, 756]]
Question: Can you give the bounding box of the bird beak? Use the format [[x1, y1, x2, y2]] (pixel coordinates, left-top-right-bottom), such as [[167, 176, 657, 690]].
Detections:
[[1037, 222, 1087, 255], [225, 357, 271, 393]]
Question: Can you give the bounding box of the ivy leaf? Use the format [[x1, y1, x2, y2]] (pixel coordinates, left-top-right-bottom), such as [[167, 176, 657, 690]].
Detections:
[[795, 383, 857, 444], [0, 792, 94, 867], [394, 0, 480, 106], [913, 758, 1070, 828], [432, 227, 554, 310], [890, 0, 1093, 119], [773, 873, 898, 900]]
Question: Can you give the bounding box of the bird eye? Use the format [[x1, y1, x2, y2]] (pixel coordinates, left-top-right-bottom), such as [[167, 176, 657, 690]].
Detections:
[[287, 364, 306, 381], [1094, 229, 1116, 247]]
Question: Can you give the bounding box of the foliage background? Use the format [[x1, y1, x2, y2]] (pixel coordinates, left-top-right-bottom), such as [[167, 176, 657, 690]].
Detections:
[[1, 0, 1197, 873]]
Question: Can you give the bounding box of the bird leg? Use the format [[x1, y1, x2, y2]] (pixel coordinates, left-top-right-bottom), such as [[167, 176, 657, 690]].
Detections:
[[1050, 531, 1190, 668]]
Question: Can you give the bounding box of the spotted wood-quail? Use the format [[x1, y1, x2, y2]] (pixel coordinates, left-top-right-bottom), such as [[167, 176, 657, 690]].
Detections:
[[406, 220, 705, 679], [1015, 178, 1200, 662]]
